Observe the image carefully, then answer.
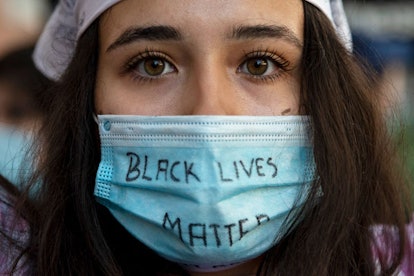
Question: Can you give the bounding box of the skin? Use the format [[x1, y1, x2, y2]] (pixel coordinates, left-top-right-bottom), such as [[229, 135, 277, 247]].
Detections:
[[95, 0, 304, 274], [95, 0, 304, 117]]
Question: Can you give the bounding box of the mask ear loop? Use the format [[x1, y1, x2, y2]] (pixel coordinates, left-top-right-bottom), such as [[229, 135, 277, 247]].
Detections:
[[93, 113, 99, 124]]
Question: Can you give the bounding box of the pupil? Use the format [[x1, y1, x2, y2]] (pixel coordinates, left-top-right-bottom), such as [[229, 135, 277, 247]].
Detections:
[[151, 60, 160, 68], [254, 60, 263, 67], [248, 58, 268, 75], [145, 59, 164, 75]]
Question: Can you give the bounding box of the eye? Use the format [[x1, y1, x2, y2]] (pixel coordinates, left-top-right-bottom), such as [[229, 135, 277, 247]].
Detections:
[[244, 58, 273, 76], [125, 51, 177, 80], [237, 51, 289, 81], [239, 57, 280, 77], [138, 58, 175, 77]]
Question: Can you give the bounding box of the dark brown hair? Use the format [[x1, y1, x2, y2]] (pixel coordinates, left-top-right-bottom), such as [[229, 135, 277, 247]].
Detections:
[[260, 3, 411, 275], [2, 2, 411, 275]]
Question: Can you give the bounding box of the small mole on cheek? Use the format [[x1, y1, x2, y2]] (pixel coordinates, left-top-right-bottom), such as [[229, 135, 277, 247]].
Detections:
[[281, 108, 291, 115]]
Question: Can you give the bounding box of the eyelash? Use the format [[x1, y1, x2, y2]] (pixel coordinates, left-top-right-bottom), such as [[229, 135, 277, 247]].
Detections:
[[123, 48, 176, 83], [122, 48, 291, 83], [238, 49, 290, 83]]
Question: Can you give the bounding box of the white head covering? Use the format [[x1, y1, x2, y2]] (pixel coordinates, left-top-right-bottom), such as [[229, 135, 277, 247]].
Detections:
[[33, 0, 352, 80], [306, 0, 352, 49]]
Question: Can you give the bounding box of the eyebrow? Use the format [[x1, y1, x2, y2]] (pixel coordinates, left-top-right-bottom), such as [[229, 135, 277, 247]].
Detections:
[[230, 24, 303, 48], [106, 25, 182, 52], [106, 24, 303, 52]]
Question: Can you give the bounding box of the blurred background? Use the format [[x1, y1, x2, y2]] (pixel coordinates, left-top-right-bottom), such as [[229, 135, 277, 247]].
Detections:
[[0, 0, 52, 128], [0, 0, 413, 178], [0, 0, 49, 56], [343, 0, 414, 180]]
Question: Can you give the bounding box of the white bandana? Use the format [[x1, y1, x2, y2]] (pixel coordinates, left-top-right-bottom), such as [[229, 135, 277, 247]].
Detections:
[[33, 0, 352, 80]]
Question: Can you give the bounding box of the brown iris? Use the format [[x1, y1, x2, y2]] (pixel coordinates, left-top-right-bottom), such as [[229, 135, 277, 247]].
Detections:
[[246, 58, 269, 75], [143, 58, 166, 76]]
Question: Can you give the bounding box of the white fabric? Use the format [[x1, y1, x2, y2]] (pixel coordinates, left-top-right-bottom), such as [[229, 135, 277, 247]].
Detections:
[[33, 0, 120, 80], [33, 0, 352, 80], [306, 0, 352, 50]]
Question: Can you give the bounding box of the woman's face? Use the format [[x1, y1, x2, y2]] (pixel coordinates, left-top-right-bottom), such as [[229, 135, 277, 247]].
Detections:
[[95, 0, 304, 116]]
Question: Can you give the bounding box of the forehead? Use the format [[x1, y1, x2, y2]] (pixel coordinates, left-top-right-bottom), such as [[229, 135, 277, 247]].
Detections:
[[99, 0, 304, 44]]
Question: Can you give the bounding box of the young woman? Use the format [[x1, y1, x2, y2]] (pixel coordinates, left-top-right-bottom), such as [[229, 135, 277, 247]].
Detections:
[[1, 0, 412, 275]]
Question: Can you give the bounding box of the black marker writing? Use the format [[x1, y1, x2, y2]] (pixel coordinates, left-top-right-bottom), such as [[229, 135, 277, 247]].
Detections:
[[126, 152, 152, 181], [125, 152, 200, 184], [217, 157, 278, 182], [162, 212, 270, 248], [162, 212, 184, 243]]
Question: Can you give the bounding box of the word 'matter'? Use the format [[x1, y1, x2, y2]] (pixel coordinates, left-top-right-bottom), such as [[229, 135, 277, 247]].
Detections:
[[162, 212, 271, 247]]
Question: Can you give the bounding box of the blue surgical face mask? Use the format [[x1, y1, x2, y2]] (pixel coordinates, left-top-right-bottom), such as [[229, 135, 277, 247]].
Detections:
[[94, 115, 316, 272], [0, 123, 33, 185]]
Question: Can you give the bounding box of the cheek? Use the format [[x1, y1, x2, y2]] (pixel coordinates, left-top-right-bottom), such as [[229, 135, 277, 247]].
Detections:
[[236, 77, 301, 116], [94, 77, 302, 116], [95, 79, 142, 115], [95, 69, 185, 115], [94, 68, 126, 114], [273, 73, 301, 115], [284, 78, 301, 115], [95, 64, 136, 115], [94, 73, 109, 114]]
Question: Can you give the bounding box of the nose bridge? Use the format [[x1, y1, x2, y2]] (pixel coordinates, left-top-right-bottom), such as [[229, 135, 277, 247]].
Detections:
[[189, 54, 234, 115]]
